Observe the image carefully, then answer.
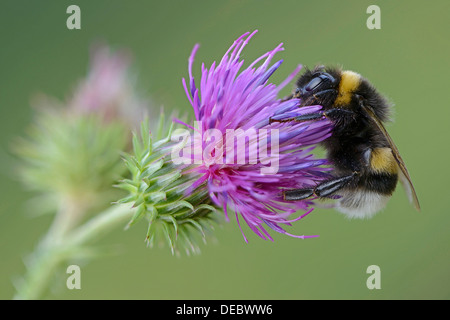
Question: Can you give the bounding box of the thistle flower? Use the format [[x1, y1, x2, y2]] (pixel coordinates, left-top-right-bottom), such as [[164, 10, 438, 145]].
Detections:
[[177, 30, 333, 241], [119, 31, 332, 254], [13, 45, 152, 299], [14, 45, 148, 227]]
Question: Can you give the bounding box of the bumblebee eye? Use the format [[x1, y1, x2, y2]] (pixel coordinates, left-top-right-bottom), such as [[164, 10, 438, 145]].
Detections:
[[305, 77, 323, 92]]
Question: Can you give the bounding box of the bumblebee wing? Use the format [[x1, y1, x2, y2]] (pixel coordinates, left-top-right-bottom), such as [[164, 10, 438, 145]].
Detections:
[[364, 107, 421, 211]]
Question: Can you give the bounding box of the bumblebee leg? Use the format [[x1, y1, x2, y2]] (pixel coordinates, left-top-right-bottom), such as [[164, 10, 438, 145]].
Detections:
[[281, 93, 294, 102], [269, 112, 324, 124], [284, 173, 357, 201], [283, 188, 315, 200], [312, 89, 337, 100], [269, 108, 355, 124], [314, 174, 356, 197], [315, 89, 337, 96]]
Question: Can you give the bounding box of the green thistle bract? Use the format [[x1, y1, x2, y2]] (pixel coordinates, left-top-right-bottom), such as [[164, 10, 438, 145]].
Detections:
[[117, 117, 218, 255]]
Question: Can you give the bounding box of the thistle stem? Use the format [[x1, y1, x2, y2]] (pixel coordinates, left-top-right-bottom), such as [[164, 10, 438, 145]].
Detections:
[[14, 204, 133, 300], [65, 204, 134, 247], [41, 198, 86, 246]]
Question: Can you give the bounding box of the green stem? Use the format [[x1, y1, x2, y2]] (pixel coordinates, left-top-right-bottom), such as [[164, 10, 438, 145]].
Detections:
[[14, 204, 133, 300], [41, 197, 86, 246], [65, 204, 133, 247]]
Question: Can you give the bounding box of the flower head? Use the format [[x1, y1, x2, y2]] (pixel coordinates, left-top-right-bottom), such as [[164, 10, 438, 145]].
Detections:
[[180, 30, 332, 241], [118, 31, 333, 254], [14, 45, 149, 217]]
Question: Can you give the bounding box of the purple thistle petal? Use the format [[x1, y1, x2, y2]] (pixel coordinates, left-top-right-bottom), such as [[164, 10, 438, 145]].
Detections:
[[278, 159, 328, 173], [283, 207, 314, 223], [277, 64, 303, 93], [256, 60, 283, 86], [172, 117, 196, 131], [186, 171, 210, 195], [234, 203, 249, 243], [182, 77, 197, 119], [188, 44, 200, 95]]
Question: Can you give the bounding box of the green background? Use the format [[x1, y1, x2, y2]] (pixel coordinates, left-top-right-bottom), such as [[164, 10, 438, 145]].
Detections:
[[1, 0, 449, 299]]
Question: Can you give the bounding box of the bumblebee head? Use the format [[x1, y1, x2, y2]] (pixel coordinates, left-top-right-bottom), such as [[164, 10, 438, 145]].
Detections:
[[295, 66, 340, 108]]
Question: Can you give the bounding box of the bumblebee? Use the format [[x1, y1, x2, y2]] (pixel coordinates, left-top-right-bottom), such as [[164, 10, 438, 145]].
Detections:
[[270, 65, 420, 218]]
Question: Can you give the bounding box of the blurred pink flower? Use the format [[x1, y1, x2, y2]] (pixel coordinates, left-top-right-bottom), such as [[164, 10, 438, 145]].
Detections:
[[70, 45, 150, 128]]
